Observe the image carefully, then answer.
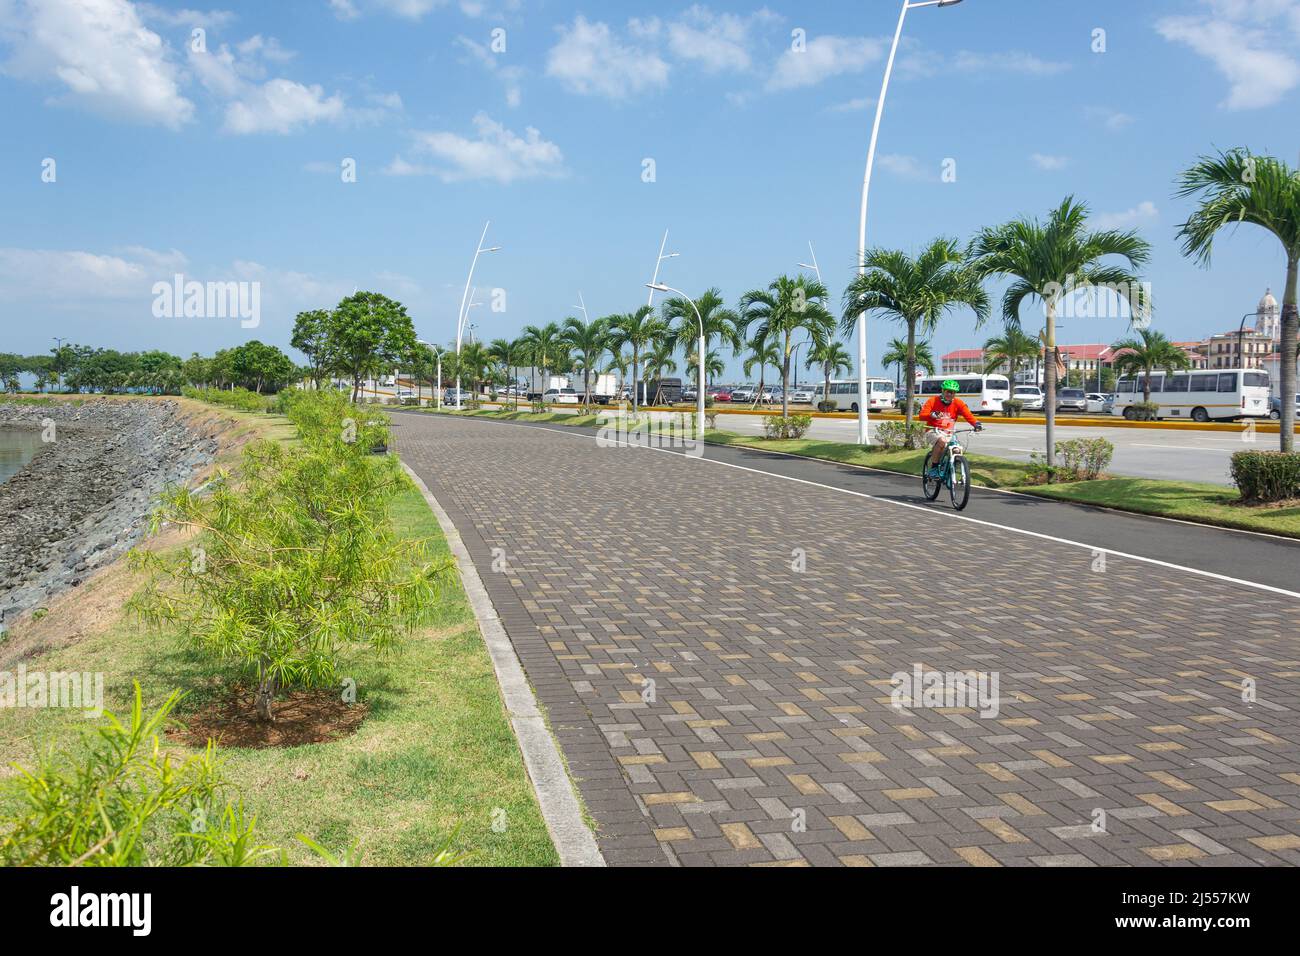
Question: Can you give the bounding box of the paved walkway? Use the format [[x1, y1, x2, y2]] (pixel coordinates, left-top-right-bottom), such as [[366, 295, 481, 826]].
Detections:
[[397, 413, 1300, 867]]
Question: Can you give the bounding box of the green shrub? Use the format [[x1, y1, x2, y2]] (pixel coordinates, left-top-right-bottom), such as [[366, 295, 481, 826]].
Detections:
[[1129, 401, 1160, 421], [131, 390, 447, 722], [1230, 450, 1300, 503], [183, 386, 276, 414], [1055, 437, 1114, 480], [762, 414, 812, 440], [816, 401, 837, 413], [0, 683, 276, 867], [873, 420, 927, 450], [1002, 398, 1024, 418]]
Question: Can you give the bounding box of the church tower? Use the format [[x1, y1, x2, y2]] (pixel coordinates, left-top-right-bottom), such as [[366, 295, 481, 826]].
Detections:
[[1256, 288, 1281, 343]]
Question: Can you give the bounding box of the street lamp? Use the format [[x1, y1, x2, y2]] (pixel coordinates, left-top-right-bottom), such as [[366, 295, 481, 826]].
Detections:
[[456, 222, 501, 409], [647, 282, 705, 444], [855, 0, 966, 444], [646, 230, 680, 308], [795, 244, 825, 391]]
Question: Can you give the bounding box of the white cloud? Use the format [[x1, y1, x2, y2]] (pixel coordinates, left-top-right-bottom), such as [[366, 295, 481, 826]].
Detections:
[[546, 15, 669, 99], [827, 96, 875, 113], [387, 113, 564, 183], [952, 50, 1071, 76], [1156, 0, 1300, 109], [1085, 106, 1135, 131], [329, 0, 359, 19], [0, 0, 195, 128], [188, 38, 345, 134], [1094, 201, 1159, 231], [456, 34, 524, 108], [663, 6, 776, 74], [766, 34, 885, 91], [877, 154, 932, 181], [136, 4, 235, 28], [1030, 153, 1069, 170], [0, 246, 167, 299]]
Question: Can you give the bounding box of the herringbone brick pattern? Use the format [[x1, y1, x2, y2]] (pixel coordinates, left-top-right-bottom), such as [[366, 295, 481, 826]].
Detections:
[[398, 414, 1300, 867]]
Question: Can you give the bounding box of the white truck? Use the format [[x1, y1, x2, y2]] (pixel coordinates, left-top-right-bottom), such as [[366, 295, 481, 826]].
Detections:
[[519, 370, 570, 401], [580, 373, 618, 405]]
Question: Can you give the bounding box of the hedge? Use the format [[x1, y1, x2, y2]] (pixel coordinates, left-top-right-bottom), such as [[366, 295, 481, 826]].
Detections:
[[1230, 450, 1300, 503]]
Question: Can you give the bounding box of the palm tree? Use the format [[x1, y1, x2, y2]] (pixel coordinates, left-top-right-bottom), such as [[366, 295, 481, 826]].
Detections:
[[807, 340, 853, 408], [742, 332, 782, 407], [969, 200, 1151, 472], [739, 275, 835, 416], [518, 322, 563, 403], [982, 325, 1039, 388], [643, 339, 677, 406], [687, 348, 725, 387], [842, 239, 990, 432], [608, 306, 666, 412], [487, 337, 520, 409], [1110, 328, 1191, 403], [458, 341, 491, 399], [561, 317, 610, 407], [881, 337, 935, 388], [1176, 149, 1300, 451], [662, 288, 742, 367]]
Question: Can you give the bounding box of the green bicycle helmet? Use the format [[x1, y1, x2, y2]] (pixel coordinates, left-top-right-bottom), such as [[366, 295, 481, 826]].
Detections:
[[941, 379, 960, 392]]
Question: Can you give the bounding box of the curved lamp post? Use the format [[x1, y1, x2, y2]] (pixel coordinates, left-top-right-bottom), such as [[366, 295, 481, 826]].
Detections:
[[856, 0, 966, 444], [647, 282, 705, 444], [456, 222, 501, 409]]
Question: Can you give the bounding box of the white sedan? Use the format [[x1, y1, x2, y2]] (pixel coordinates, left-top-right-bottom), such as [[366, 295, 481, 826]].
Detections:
[[544, 388, 580, 405]]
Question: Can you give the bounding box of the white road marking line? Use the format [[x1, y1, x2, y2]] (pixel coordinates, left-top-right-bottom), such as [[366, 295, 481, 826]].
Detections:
[[1132, 443, 1237, 452], [430, 415, 1300, 602]]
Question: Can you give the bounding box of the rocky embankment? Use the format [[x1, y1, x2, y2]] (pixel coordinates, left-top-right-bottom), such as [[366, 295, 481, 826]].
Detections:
[[0, 400, 217, 627]]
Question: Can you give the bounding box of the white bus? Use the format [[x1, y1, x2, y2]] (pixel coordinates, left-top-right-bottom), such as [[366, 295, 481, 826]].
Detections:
[[918, 374, 1011, 415], [1110, 369, 1271, 422], [813, 378, 896, 412]]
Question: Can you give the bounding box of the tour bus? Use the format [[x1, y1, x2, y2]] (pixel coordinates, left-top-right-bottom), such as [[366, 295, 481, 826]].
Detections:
[[813, 378, 896, 412], [1110, 368, 1271, 422], [917, 374, 1011, 415]]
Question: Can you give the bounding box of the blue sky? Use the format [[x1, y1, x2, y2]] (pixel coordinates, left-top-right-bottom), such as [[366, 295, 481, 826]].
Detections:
[[2, 0, 1298, 380]]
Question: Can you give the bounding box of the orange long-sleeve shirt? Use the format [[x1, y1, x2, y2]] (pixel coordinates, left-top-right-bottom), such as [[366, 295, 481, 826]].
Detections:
[[918, 396, 978, 432]]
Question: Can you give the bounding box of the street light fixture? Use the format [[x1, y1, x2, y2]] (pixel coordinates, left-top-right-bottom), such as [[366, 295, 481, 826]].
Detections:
[[647, 282, 705, 444], [456, 222, 501, 410], [646, 230, 680, 308], [855, 0, 967, 444], [796, 243, 824, 391]]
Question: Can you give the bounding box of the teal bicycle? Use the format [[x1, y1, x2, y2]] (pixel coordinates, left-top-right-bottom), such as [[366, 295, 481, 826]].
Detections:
[[921, 427, 977, 511]]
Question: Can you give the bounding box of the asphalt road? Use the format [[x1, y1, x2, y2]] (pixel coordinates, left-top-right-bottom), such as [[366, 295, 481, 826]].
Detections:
[[710, 412, 1268, 487]]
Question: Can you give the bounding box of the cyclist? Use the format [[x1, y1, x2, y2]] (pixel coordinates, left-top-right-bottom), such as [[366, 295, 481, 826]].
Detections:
[[919, 380, 982, 478]]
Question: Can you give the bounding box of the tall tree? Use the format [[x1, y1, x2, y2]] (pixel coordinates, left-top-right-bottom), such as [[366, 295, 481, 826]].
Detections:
[[642, 339, 677, 406], [808, 340, 854, 407], [742, 332, 782, 407], [561, 316, 610, 407], [842, 239, 990, 432], [326, 292, 417, 402], [982, 325, 1040, 388], [1176, 149, 1300, 451], [518, 322, 564, 401], [881, 337, 935, 387], [1110, 328, 1191, 403], [969, 201, 1150, 472], [291, 309, 333, 388], [662, 288, 742, 367], [608, 306, 666, 412], [739, 275, 835, 416]]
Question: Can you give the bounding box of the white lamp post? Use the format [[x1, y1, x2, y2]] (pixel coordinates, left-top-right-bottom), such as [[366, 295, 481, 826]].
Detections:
[[648, 282, 705, 444], [646, 230, 680, 309], [856, 0, 966, 444], [456, 222, 501, 410]]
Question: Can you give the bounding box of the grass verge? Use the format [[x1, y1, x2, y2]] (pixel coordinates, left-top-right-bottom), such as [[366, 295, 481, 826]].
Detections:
[[0, 403, 560, 867]]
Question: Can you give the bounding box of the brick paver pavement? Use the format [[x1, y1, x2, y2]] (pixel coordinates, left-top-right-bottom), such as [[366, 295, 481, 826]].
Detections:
[[398, 414, 1300, 867]]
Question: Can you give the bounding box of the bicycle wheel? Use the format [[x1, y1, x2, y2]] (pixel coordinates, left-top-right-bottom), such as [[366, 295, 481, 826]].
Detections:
[[949, 455, 971, 511], [921, 461, 942, 500]]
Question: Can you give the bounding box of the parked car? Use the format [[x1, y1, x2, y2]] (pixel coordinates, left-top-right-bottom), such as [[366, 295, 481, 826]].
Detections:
[[1270, 394, 1300, 420], [544, 387, 580, 405], [1085, 392, 1107, 414], [682, 386, 698, 402], [1012, 385, 1044, 411], [789, 387, 815, 405], [1057, 388, 1088, 412], [442, 388, 473, 405], [730, 385, 757, 403], [707, 386, 733, 402], [760, 385, 782, 403]]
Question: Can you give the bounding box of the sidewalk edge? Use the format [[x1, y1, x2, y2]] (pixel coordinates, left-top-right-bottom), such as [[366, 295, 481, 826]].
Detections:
[[401, 461, 605, 868]]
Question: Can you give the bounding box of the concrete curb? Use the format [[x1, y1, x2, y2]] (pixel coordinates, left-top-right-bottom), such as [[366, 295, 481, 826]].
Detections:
[[401, 462, 605, 868]]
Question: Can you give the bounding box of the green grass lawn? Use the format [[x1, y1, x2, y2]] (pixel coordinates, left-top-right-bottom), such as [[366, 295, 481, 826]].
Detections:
[[0, 411, 560, 867]]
